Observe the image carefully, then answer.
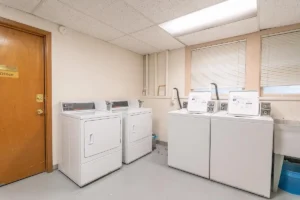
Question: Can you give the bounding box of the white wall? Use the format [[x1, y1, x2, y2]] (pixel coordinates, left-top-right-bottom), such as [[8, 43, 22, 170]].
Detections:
[[0, 4, 143, 165], [143, 48, 185, 142], [143, 48, 300, 142]]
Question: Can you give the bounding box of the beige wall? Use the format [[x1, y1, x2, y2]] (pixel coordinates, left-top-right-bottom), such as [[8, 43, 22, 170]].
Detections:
[[144, 45, 300, 142], [0, 5, 143, 165]]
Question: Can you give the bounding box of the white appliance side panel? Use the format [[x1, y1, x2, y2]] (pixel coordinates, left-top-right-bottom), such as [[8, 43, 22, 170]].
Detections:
[[59, 116, 81, 185], [122, 115, 128, 161], [81, 149, 122, 186], [124, 136, 152, 164], [128, 113, 152, 143], [168, 114, 210, 178], [84, 117, 121, 158], [210, 119, 273, 198], [274, 124, 300, 158]]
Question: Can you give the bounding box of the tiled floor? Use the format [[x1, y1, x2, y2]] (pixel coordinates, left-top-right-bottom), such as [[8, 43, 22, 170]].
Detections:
[[0, 145, 299, 200]]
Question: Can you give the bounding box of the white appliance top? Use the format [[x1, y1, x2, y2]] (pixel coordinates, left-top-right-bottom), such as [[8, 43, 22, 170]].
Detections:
[[61, 102, 120, 119], [62, 110, 120, 119], [169, 109, 212, 118], [211, 111, 273, 124], [112, 107, 152, 114]]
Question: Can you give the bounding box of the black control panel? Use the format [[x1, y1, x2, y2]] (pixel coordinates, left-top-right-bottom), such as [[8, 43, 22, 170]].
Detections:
[[182, 101, 188, 109], [220, 102, 228, 111], [62, 102, 95, 111], [111, 101, 129, 109], [260, 102, 271, 116]]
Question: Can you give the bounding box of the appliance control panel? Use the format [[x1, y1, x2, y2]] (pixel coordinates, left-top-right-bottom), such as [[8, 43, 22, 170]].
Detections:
[[111, 101, 129, 110], [207, 101, 220, 113], [260, 102, 271, 116], [220, 102, 228, 111], [62, 102, 95, 111]]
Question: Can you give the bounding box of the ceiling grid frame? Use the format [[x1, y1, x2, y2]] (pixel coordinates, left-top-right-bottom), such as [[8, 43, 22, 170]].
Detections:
[[1, 0, 300, 54]]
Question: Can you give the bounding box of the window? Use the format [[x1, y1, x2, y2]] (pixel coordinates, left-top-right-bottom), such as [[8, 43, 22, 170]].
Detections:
[[261, 30, 300, 95], [143, 51, 168, 96], [191, 40, 246, 95]]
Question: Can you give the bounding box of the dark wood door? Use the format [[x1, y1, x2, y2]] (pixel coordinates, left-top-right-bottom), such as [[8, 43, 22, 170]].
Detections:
[[0, 25, 45, 185]]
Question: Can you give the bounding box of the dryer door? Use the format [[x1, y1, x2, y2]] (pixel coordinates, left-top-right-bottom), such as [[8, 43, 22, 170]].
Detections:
[[84, 117, 121, 158], [128, 112, 152, 143]]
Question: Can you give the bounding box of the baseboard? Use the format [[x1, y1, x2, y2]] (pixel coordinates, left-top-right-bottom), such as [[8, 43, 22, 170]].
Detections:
[[53, 164, 58, 170], [156, 140, 168, 146]]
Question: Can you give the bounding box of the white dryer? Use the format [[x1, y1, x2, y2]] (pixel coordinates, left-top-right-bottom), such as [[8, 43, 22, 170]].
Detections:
[[99, 100, 152, 164], [59, 102, 122, 187]]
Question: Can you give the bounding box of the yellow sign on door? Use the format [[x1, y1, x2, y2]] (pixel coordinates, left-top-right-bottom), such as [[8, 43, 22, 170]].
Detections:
[[0, 65, 19, 78]]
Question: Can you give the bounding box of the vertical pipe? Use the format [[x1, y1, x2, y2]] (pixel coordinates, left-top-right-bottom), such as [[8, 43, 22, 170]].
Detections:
[[154, 53, 158, 96], [145, 54, 149, 96], [165, 50, 169, 97]]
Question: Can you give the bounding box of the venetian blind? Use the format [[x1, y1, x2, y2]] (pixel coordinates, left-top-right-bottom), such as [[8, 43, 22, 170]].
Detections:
[[261, 30, 300, 87], [191, 40, 246, 90]]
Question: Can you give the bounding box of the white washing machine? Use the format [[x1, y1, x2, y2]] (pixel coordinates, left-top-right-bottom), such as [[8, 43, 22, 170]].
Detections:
[[97, 100, 152, 164], [59, 102, 122, 187], [168, 109, 211, 178], [168, 91, 217, 178], [210, 92, 273, 198]]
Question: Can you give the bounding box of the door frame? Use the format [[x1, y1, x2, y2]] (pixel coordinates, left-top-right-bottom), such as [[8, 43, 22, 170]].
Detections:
[[0, 17, 53, 172]]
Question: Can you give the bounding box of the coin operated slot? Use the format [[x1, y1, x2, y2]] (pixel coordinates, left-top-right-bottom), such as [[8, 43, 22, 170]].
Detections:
[[207, 101, 220, 113], [220, 102, 228, 111], [260, 102, 271, 116]]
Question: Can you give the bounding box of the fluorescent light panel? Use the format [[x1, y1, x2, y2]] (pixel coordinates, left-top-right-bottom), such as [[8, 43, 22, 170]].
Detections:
[[159, 0, 257, 37]]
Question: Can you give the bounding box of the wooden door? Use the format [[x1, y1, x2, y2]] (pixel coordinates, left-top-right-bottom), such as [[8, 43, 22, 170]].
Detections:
[[0, 25, 45, 185]]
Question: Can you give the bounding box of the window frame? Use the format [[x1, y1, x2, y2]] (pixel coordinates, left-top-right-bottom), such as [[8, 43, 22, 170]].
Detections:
[[190, 40, 247, 94], [185, 23, 300, 99], [260, 29, 300, 97]]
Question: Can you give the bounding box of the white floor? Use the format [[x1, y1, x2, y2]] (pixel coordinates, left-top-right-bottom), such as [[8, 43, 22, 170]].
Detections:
[[0, 145, 299, 200]]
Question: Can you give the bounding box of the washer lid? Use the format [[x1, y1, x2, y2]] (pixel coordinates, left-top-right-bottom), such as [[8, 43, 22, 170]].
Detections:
[[112, 107, 152, 115], [168, 109, 212, 118], [62, 110, 120, 119], [127, 108, 152, 114], [211, 111, 273, 124]]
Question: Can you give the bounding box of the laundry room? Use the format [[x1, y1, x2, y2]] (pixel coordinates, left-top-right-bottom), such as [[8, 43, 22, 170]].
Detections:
[[0, 0, 300, 200]]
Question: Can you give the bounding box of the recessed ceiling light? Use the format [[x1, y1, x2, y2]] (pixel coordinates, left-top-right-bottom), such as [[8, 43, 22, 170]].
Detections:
[[159, 0, 257, 37]]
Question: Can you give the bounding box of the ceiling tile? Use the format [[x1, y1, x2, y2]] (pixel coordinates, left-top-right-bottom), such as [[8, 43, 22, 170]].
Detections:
[[132, 26, 184, 50], [0, 0, 41, 13], [259, 0, 300, 29], [60, 0, 153, 34], [33, 0, 124, 41], [110, 35, 159, 54], [59, 0, 118, 13], [124, 0, 226, 24], [178, 17, 259, 46]]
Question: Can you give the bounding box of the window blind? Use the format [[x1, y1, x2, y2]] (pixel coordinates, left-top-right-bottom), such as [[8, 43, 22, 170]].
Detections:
[[191, 40, 246, 90], [261, 30, 300, 87]]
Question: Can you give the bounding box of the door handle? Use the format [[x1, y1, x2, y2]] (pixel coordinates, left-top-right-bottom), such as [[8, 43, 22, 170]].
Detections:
[[132, 125, 136, 134], [37, 109, 44, 115], [89, 133, 94, 145]]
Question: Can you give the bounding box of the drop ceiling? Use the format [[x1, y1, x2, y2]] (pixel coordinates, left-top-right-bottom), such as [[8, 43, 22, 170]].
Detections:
[[0, 0, 300, 54]]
